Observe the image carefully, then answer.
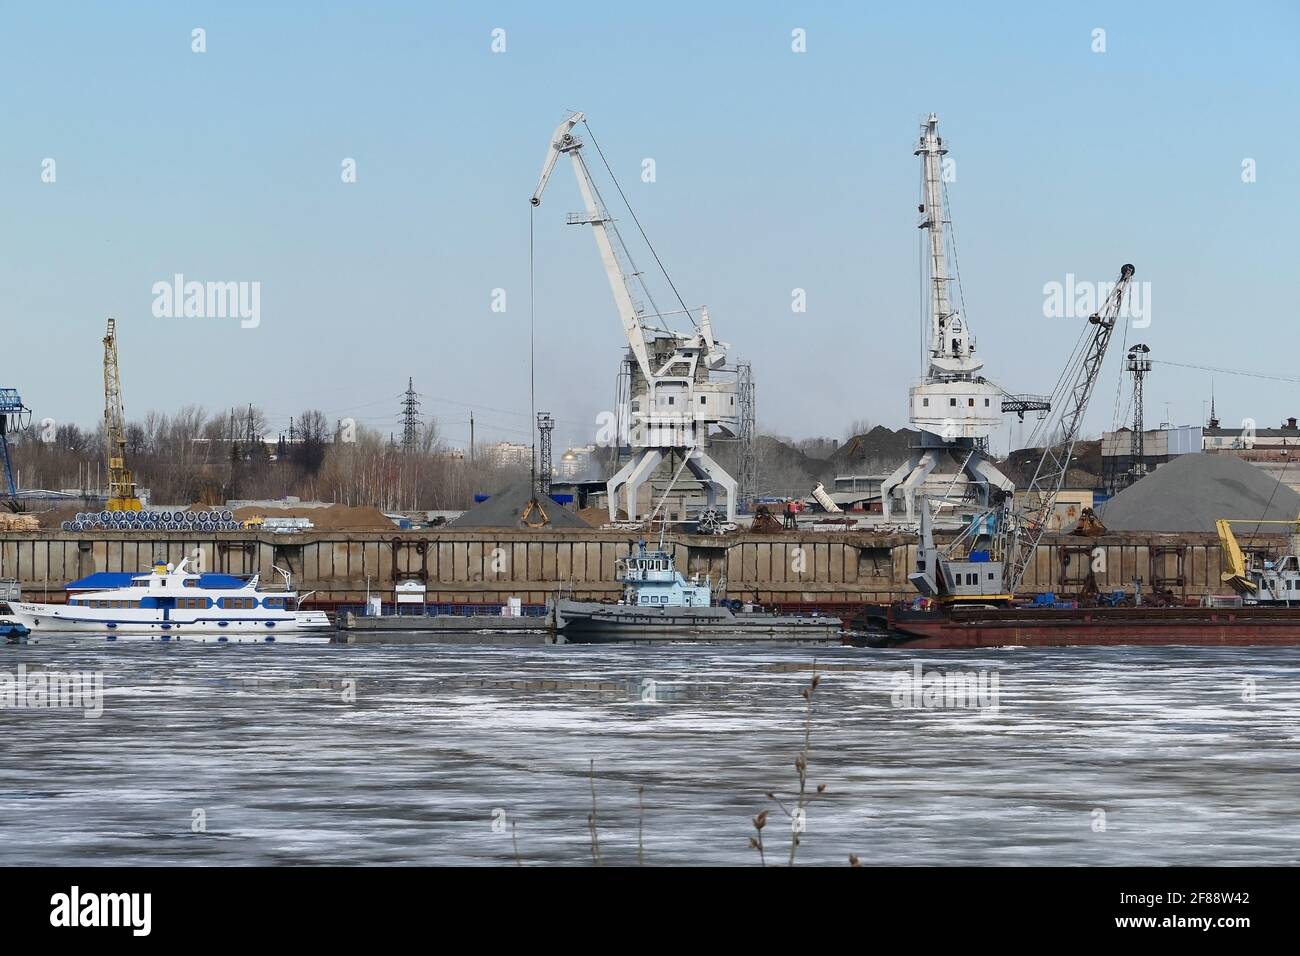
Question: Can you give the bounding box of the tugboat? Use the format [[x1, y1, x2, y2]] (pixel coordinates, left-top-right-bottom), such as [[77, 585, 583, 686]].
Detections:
[[554, 536, 841, 643], [8, 558, 331, 642]]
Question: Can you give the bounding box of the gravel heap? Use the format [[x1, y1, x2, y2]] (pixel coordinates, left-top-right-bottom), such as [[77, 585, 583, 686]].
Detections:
[[1098, 453, 1300, 532]]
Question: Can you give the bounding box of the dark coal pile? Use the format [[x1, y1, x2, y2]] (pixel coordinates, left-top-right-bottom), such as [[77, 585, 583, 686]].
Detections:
[[448, 483, 588, 529], [829, 426, 919, 475]]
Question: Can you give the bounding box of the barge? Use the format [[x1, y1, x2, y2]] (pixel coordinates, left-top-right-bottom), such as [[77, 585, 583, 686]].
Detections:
[[852, 601, 1300, 649]]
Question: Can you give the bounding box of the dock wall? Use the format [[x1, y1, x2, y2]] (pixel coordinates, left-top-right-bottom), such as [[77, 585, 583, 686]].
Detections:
[[0, 529, 1236, 605]]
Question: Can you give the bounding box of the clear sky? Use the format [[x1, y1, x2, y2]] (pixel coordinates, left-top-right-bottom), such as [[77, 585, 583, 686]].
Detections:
[[2, 1, 1296, 453]]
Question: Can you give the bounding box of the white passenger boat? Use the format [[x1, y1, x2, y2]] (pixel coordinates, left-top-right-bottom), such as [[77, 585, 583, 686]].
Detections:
[[8, 559, 331, 643]]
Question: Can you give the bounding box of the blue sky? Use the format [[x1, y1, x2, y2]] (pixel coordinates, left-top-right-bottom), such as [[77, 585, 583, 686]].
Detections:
[[1, 1, 1296, 452]]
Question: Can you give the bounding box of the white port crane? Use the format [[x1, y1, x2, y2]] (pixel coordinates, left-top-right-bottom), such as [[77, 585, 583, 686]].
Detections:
[[880, 114, 1020, 524], [531, 111, 738, 525], [911, 264, 1136, 603]]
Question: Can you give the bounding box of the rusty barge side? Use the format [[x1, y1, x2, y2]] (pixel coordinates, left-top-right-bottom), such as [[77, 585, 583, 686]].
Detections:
[[861, 604, 1300, 649]]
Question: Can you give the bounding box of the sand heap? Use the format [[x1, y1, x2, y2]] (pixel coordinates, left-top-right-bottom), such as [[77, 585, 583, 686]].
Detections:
[[1098, 453, 1300, 533]]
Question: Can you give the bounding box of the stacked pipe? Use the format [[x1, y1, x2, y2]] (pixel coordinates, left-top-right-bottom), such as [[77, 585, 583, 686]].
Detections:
[[61, 509, 241, 532]]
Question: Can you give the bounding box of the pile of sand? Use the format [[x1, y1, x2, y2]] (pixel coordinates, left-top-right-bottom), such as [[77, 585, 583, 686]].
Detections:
[[576, 506, 610, 527]]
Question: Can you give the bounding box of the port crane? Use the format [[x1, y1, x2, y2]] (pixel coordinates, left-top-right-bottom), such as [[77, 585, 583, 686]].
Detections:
[[912, 264, 1136, 603], [0, 387, 32, 498], [103, 318, 142, 511], [882, 114, 1049, 524], [530, 111, 739, 525]]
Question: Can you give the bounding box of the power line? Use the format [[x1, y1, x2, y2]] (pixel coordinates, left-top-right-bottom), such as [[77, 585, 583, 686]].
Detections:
[[1152, 359, 1300, 385]]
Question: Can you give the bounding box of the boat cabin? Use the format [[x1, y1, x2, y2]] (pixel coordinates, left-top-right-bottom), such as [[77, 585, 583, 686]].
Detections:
[[617, 541, 711, 608]]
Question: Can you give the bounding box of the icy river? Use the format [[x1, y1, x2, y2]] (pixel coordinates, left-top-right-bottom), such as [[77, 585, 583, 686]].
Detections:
[[1, 638, 1297, 865]]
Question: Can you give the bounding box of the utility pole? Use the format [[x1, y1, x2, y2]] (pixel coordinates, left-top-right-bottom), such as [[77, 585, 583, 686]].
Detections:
[[401, 377, 421, 453], [469, 412, 475, 462]]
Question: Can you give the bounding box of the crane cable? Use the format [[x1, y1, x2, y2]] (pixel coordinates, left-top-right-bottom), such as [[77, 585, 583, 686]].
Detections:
[[529, 203, 537, 490], [582, 119, 699, 332]]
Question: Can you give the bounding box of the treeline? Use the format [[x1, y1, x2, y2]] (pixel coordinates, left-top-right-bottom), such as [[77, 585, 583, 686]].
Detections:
[[10, 404, 527, 510]]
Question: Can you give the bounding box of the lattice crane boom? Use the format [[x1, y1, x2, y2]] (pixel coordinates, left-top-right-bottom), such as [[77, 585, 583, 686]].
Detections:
[[530, 111, 654, 383], [103, 318, 141, 510], [1003, 264, 1135, 594]]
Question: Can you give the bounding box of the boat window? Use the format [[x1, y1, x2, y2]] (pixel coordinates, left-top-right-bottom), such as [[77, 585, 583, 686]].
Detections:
[[184, 579, 198, 587]]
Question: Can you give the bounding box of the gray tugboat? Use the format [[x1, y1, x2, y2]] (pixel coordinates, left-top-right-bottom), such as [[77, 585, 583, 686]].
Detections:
[[553, 537, 841, 643]]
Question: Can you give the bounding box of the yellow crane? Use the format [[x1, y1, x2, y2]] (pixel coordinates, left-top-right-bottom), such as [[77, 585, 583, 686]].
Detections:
[[103, 318, 142, 511], [1215, 514, 1300, 594]]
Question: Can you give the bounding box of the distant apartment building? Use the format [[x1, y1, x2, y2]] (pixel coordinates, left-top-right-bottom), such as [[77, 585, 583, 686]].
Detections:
[[483, 441, 532, 468]]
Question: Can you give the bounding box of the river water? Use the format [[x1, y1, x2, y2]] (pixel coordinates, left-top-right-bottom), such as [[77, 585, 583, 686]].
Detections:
[[1, 637, 1297, 866]]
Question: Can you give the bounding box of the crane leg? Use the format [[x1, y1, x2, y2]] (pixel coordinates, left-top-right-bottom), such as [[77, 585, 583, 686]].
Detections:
[[682, 449, 737, 523], [607, 448, 665, 522]]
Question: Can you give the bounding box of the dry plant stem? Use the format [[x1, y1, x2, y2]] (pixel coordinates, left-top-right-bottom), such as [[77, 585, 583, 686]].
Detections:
[[786, 669, 821, 867], [634, 785, 644, 868], [750, 810, 768, 867], [588, 758, 604, 866]]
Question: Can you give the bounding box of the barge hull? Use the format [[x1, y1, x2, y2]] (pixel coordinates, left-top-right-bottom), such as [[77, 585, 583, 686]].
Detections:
[[557, 600, 841, 644], [864, 605, 1300, 649]]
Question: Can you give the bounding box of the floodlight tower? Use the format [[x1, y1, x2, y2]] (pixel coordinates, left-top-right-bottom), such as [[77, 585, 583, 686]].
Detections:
[[1126, 344, 1151, 484], [536, 412, 554, 497], [881, 114, 1016, 522]]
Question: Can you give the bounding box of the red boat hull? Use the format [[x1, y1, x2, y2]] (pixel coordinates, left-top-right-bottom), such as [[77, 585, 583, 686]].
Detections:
[[857, 605, 1300, 649]]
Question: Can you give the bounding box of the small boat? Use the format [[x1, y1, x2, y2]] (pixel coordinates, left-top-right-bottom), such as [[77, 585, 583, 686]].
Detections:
[[554, 537, 841, 643], [0, 579, 31, 642], [8, 558, 331, 643], [0, 605, 31, 643]]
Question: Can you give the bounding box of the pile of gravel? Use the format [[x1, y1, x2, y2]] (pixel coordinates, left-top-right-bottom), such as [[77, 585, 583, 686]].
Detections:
[[1097, 453, 1300, 532], [448, 483, 588, 529]]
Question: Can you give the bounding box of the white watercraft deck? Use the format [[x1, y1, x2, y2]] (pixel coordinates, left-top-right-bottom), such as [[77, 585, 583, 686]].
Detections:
[[9, 558, 330, 643]]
